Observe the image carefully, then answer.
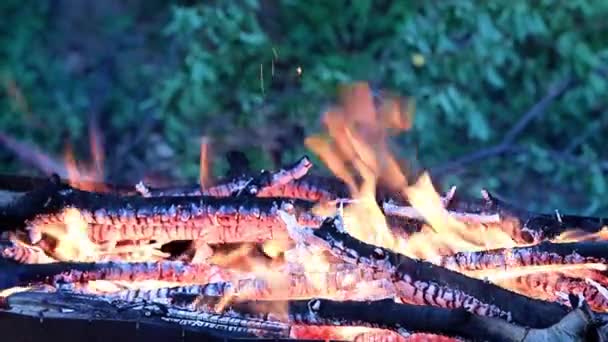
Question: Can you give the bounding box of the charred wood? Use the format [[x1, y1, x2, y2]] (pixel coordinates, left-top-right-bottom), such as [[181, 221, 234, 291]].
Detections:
[[138, 156, 318, 199], [1, 239, 57, 264], [0, 260, 230, 289], [457, 190, 608, 243], [439, 240, 608, 272], [186, 296, 602, 342], [4, 290, 601, 342], [104, 267, 395, 304], [291, 216, 572, 328], [3, 170, 608, 246], [0, 181, 320, 244], [0, 182, 424, 250], [139, 174, 349, 202], [1, 290, 296, 340], [503, 272, 608, 312]]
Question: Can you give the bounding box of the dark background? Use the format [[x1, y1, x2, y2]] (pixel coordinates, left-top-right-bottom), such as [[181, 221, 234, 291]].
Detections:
[[1, 1, 608, 215]]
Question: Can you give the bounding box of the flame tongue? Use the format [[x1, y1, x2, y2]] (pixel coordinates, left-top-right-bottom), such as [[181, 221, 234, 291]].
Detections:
[[305, 83, 413, 253], [64, 121, 105, 192], [306, 83, 523, 265]]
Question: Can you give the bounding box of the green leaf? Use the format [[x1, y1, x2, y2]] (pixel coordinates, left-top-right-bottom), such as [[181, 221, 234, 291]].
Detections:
[[485, 67, 505, 88], [239, 31, 266, 45], [467, 110, 490, 141], [591, 166, 606, 195]]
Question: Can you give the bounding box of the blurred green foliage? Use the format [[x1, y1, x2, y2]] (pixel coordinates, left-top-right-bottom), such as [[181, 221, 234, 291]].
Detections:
[[2, 0, 608, 214]]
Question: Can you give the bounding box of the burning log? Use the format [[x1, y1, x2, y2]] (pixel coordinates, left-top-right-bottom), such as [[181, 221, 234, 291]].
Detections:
[[0, 290, 397, 342], [3, 289, 602, 342], [284, 215, 573, 328], [0, 180, 320, 246], [103, 267, 395, 304], [439, 240, 608, 272], [457, 190, 608, 244], [501, 272, 608, 312], [0, 257, 395, 303], [385, 189, 608, 245], [3, 170, 607, 250], [227, 297, 601, 342], [137, 156, 318, 199], [137, 174, 350, 207], [0, 290, 295, 341], [0, 260, 230, 288], [1, 239, 57, 264]]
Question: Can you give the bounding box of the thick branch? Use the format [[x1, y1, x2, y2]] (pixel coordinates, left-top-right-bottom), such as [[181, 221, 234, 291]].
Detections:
[[439, 241, 608, 272], [0, 181, 321, 245], [289, 216, 571, 328], [504, 272, 608, 312], [179, 295, 600, 342], [7, 289, 597, 342], [2, 173, 607, 247], [0, 260, 231, 289], [438, 190, 608, 243], [2, 290, 291, 340], [103, 266, 395, 304]]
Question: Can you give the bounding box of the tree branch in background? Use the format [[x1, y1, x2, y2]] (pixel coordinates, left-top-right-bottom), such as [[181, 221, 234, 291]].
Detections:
[[431, 78, 576, 176]]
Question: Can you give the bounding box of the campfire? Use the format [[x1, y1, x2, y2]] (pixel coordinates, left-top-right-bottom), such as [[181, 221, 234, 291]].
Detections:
[[1, 83, 606, 341]]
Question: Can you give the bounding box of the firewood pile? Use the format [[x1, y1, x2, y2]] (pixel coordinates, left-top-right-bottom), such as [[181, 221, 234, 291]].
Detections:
[[1, 83, 608, 342]]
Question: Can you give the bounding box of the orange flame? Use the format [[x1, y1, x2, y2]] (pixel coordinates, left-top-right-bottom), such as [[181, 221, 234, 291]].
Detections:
[[63, 121, 105, 191], [307, 83, 518, 260], [199, 136, 212, 189], [305, 83, 412, 251]]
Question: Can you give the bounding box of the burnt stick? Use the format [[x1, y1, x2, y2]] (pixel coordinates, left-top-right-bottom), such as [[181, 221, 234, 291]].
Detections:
[[1, 290, 293, 340], [0, 260, 230, 289], [2, 172, 608, 244], [297, 216, 572, 328], [203, 297, 599, 342], [439, 240, 608, 271], [506, 272, 608, 312], [139, 156, 316, 198], [384, 189, 608, 244], [141, 174, 350, 202], [102, 267, 395, 304], [471, 190, 608, 243], [0, 182, 424, 247], [0, 240, 57, 264], [0, 181, 321, 243]]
